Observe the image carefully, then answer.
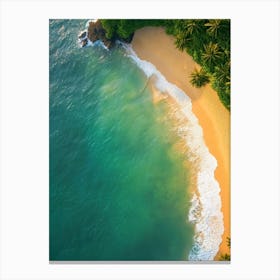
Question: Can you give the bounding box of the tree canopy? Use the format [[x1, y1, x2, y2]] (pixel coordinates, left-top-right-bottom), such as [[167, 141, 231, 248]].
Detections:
[[100, 19, 230, 110]]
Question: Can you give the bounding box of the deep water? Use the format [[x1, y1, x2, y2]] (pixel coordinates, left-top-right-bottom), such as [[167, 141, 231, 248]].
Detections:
[[49, 19, 194, 261]]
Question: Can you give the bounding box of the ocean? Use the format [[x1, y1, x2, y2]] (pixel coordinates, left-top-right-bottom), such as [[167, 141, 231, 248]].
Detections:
[[49, 19, 223, 261]]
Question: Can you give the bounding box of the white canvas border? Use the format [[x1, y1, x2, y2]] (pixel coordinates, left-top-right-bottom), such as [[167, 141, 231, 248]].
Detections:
[[0, 0, 279, 279]]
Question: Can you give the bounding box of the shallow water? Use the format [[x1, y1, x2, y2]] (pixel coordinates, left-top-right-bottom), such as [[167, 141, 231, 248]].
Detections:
[[49, 19, 195, 261]]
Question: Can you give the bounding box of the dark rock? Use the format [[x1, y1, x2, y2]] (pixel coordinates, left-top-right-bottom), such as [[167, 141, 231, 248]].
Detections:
[[103, 38, 115, 49], [81, 38, 88, 47], [87, 20, 107, 44], [87, 20, 117, 49], [86, 20, 134, 49], [78, 31, 87, 40], [122, 32, 134, 44]]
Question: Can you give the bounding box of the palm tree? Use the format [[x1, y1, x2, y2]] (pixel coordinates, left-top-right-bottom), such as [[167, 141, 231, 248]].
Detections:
[[227, 237, 231, 248], [224, 48, 230, 59], [202, 42, 222, 69], [205, 19, 222, 38], [189, 68, 209, 88], [214, 61, 230, 85], [219, 253, 231, 261], [175, 32, 191, 51], [184, 20, 202, 36], [219, 236, 231, 261]]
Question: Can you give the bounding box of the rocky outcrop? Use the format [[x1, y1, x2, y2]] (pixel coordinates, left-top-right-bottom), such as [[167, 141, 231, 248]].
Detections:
[[86, 20, 134, 49], [78, 31, 87, 40], [81, 38, 88, 47], [87, 20, 114, 49], [78, 29, 89, 47]]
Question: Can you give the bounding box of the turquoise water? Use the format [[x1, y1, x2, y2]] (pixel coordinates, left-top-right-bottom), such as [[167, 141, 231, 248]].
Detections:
[[49, 19, 194, 261]]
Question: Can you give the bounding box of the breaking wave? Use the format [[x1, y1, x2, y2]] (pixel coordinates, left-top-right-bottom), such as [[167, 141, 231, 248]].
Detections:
[[122, 43, 224, 261]]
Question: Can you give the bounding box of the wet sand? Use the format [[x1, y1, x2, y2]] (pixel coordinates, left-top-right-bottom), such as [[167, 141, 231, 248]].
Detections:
[[132, 27, 230, 259]]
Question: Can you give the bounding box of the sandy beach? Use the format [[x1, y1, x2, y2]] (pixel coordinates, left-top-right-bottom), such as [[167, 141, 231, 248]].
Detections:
[[132, 27, 230, 259]]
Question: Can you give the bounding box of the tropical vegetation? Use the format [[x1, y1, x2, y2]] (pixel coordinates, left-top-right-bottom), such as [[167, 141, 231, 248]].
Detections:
[[190, 68, 210, 88], [100, 19, 230, 110], [219, 236, 231, 261]]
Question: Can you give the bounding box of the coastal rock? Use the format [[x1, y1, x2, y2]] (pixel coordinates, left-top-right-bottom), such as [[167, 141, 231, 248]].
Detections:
[[87, 20, 134, 49], [87, 20, 105, 41], [81, 38, 88, 47], [87, 20, 114, 49], [78, 31, 87, 40]]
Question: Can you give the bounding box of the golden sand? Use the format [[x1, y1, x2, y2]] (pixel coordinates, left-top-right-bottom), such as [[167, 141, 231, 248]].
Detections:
[[132, 27, 230, 259]]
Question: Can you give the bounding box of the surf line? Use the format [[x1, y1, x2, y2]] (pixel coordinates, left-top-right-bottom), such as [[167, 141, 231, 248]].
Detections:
[[121, 43, 224, 261], [81, 36, 224, 260]]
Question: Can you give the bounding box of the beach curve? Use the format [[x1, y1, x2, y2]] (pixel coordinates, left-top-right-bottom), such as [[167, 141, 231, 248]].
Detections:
[[131, 27, 230, 260]]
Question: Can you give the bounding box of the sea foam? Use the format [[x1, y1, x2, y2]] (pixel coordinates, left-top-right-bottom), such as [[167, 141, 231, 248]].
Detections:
[[78, 20, 109, 50], [122, 43, 224, 261], [78, 34, 108, 51], [85, 19, 98, 28]]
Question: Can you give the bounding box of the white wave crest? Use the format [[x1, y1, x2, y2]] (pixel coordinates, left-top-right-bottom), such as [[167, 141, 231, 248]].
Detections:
[[85, 39, 109, 51], [85, 19, 98, 28], [122, 43, 224, 261], [78, 33, 108, 51], [93, 40, 109, 51], [78, 29, 88, 40], [78, 20, 109, 51]]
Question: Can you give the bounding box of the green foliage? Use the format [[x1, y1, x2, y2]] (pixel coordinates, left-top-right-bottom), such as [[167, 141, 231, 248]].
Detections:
[[99, 19, 230, 110], [190, 68, 210, 88], [205, 19, 222, 38], [184, 19, 203, 35], [202, 42, 223, 71], [219, 253, 231, 261], [100, 20, 119, 39], [165, 19, 230, 110], [175, 32, 192, 51], [219, 236, 231, 261], [227, 237, 231, 248], [100, 19, 164, 40]]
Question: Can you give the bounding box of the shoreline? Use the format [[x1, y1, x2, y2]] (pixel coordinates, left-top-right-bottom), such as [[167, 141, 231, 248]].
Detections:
[[131, 27, 230, 260]]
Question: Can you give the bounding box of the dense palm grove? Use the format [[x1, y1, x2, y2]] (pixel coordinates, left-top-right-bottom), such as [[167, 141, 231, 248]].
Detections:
[[100, 19, 230, 110]]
